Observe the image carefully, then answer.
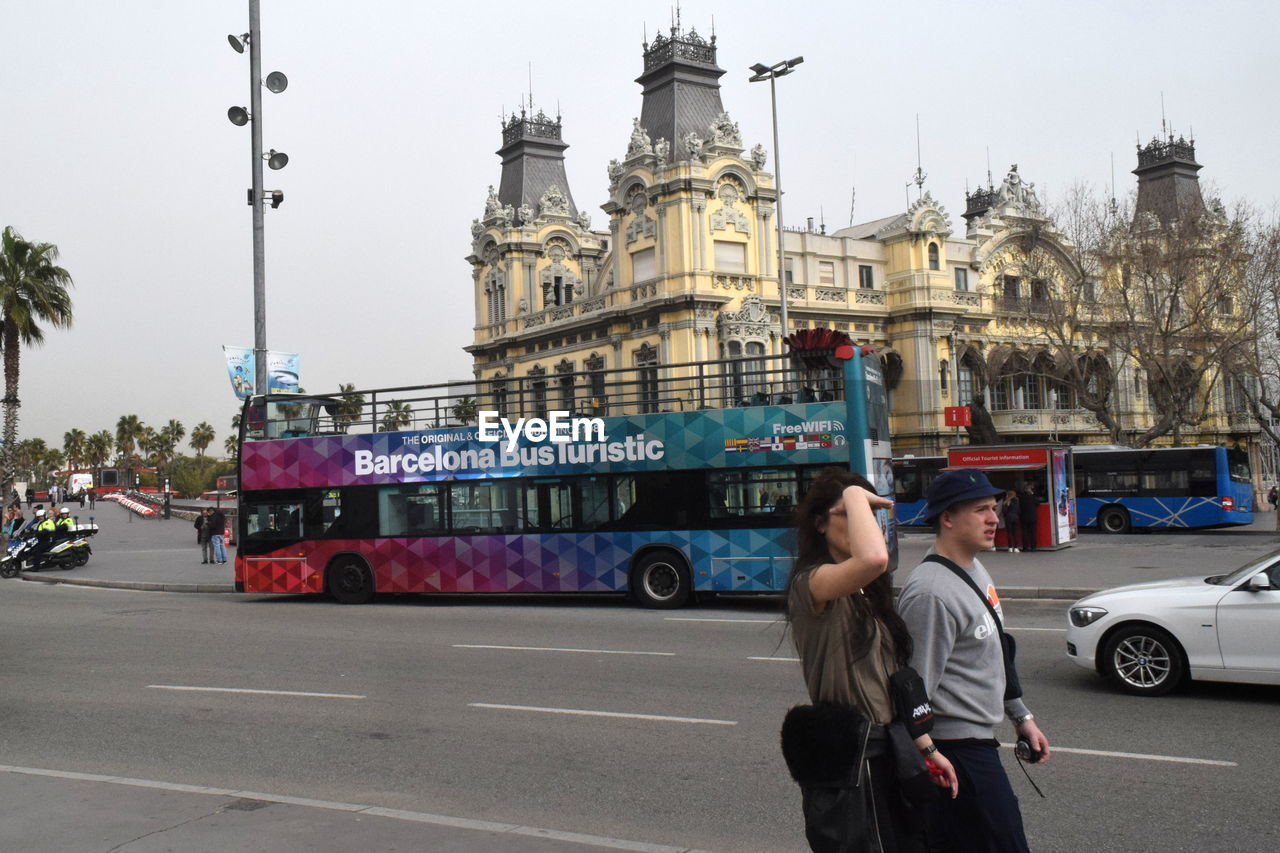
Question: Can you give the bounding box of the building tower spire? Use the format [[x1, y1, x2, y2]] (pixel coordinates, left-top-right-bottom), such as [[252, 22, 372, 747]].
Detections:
[[635, 18, 725, 152], [496, 102, 579, 226], [1133, 129, 1205, 223]]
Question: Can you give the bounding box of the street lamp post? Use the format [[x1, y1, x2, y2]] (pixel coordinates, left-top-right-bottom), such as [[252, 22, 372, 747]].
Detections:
[[749, 56, 803, 348], [227, 0, 288, 396]]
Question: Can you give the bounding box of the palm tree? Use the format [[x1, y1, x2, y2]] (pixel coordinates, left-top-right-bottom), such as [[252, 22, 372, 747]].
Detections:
[[224, 435, 239, 462], [15, 437, 46, 484], [0, 226, 75, 490], [452, 396, 478, 425], [85, 430, 112, 483], [162, 419, 185, 448], [115, 414, 144, 462], [63, 427, 87, 470], [335, 383, 365, 432], [190, 422, 216, 456], [380, 400, 413, 432]]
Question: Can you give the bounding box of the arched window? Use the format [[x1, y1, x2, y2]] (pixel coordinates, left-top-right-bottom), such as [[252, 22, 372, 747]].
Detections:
[[928, 243, 940, 271]]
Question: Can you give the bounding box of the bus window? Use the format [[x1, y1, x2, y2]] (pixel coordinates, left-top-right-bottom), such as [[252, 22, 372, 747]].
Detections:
[[1227, 449, 1251, 483], [450, 482, 515, 533], [523, 479, 574, 531], [579, 477, 611, 529], [245, 501, 303, 543], [378, 485, 445, 536], [709, 469, 798, 516], [1141, 468, 1188, 493]]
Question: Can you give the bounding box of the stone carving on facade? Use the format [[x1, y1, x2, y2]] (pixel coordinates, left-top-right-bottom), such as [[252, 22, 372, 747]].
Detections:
[[996, 165, 1040, 210], [483, 185, 501, 219], [749, 143, 768, 171], [708, 112, 742, 148], [626, 118, 653, 159], [626, 213, 656, 244], [471, 218, 485, 238], [517, 203, 534, 226], [718, 294, 773, 341], [684, 131, 705, 161], [711, 180, 750, 233], [576, 210, 592, 230], [539, 184, 571, 217], [653, 137, 670, 164], [607, 159, 625, 191], [496, 204, 514, 228]]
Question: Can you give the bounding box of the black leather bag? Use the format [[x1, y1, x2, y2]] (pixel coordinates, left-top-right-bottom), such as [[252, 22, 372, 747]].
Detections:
[[928, 556, 1023, 701], [780, 702, 869, 788]]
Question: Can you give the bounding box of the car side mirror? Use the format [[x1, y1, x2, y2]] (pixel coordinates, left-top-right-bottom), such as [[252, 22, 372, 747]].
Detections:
[[1247, 573, 1273, 592]]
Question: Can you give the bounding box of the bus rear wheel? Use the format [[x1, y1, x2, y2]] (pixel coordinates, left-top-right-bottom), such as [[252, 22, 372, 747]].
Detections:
[[631, 551, 691, 609], [1098, 506, 1131, 534], [328, 557, 375, 605]]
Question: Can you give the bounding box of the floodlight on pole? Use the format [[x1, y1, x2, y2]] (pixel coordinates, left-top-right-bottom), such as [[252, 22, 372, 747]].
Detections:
[[265, 150, 289, 170], [749, 56, 805, 348], [227, 33, 249, 53], [264, 71, 288, 93], [227, 106, 249, 127]]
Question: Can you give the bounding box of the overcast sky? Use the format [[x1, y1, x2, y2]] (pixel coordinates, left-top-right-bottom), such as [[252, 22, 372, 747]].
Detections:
[[5, 0, 1278, 454]]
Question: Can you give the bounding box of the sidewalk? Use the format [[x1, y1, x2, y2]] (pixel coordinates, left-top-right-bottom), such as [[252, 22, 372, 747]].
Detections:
[[13, 501, 1280, 600], [15, 501, 236, 593]]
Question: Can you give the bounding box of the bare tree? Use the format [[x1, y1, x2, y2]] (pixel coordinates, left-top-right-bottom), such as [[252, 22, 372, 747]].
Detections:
[[996, 185, 1261, 446]]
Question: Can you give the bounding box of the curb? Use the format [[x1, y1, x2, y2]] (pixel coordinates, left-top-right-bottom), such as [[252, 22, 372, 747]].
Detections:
[[17, 573, 236, 594]]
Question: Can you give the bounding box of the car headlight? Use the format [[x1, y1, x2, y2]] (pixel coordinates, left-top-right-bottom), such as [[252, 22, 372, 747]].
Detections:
[[1069, 606, 1109, 628]]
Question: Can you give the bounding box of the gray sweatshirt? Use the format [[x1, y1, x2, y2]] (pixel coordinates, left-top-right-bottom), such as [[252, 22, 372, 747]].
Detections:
[[897, 554, 1031, 740]]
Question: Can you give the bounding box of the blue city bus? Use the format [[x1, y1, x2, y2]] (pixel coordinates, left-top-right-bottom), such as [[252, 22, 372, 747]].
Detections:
[[235, 346, 895, 606], [1073, 445, 1254, 533], [892, 456, 947, 527]]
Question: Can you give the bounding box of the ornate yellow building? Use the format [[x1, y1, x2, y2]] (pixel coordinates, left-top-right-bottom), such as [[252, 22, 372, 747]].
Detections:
[[464, 24, 1263, 479]]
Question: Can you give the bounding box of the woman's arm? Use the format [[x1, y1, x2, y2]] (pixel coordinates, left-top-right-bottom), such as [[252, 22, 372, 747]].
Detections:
[[808, 486, 893, 606]]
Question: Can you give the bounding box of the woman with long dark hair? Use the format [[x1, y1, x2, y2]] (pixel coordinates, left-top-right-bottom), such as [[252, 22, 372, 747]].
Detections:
[[786, 468, 957, 852]]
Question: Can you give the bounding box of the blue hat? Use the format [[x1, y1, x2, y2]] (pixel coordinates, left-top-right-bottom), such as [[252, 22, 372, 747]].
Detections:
[[924, 469, 1006, 522]]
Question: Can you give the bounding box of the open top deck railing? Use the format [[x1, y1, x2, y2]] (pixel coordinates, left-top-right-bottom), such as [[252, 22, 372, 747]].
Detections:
[[244, 353, 848, 441]]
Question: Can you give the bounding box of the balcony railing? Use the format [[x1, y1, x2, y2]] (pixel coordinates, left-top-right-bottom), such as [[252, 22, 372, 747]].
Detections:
[[989, 409, 1105, 433]]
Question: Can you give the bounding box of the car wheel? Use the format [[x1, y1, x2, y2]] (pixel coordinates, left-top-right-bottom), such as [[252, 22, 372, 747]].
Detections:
[[1098, 505, 1131, 534], [630, 550, 691, 609], [327, 557, 375, 605], [1101, 625, 1185, 696]]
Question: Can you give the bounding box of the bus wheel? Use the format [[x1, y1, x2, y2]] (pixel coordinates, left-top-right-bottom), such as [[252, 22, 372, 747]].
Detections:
[[1098, 506, 1131, 534], [631, 551, 691, 609], [327, 557, 375, 605]]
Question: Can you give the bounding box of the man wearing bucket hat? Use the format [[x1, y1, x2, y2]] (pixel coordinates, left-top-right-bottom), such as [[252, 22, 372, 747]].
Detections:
[[897, 468, 1050, 852]]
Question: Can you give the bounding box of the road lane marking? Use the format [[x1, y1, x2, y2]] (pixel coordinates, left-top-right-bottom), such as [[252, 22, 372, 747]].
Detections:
[[1005, 626, 1067, 632], [748, 656, 800, 662], [453, 644, 675, 656], [1000, 744, 1237, 767], [469, 703, 737, 726], [147, 685, 365, 700], [0, 764, 710, 853], [664, 617, 779, 624]]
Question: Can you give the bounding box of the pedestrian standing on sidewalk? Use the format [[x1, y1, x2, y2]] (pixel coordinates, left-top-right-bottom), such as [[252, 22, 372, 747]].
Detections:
[[195, 509, 214, 564], [1019, 481, 1041, 552], [25, 487, 34, 508], [898, 469, 1050, 853], [87, 487, 96, 509], [1002, 490, 1022, 553], [208, 507, 228, 564]]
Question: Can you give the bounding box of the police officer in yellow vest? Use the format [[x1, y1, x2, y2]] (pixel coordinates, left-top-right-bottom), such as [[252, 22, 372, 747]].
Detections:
[[55, 506, 75, 534], [34, 509, 55, 536]]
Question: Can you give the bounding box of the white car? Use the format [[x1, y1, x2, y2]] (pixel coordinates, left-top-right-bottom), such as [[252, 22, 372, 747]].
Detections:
[[1066, 550, 1280, 695]]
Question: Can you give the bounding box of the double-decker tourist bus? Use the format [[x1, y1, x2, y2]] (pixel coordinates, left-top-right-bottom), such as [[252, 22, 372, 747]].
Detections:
[[1073, 444, 1254, 533], [234, 342, 895, 606], [892, 455, 947, 527]]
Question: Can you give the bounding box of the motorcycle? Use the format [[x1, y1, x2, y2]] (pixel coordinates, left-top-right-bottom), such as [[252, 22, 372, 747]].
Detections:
[[0, 523, 99, 578]]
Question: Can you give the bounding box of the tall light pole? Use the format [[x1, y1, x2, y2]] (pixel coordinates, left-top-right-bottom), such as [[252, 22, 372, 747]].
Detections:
[[750, 56, 803, 349], [227, 0, 288, 396]]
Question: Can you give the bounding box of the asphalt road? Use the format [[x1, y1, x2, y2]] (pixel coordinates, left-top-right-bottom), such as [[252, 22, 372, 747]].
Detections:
[[1, 580, 1277, 852]]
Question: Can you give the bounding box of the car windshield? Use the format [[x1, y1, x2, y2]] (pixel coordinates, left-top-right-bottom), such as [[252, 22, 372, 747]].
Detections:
[[1207, 549, 1280, 586]]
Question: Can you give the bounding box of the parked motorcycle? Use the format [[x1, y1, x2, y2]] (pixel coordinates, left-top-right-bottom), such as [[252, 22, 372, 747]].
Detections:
[[0, 523, 99, 578]]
